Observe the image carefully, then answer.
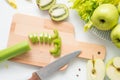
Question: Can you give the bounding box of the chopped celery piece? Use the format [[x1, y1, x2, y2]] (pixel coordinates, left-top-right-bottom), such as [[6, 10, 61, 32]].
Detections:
[[28, 33, 39, 43], [50, 37, 61, 57], [52, 29, 59, 39], [51, 49, 61, 57], [28, 34, 35, 43], [48, 34, 52, 44], [50, 44, 61, 57], [39, 32, 44, 43], [33, 33, 39, 43], [44, 33, 49, 43], [53, 37, 61, 48]]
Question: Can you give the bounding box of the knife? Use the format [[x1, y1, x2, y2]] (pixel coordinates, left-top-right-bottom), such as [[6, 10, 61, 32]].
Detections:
[[28, 50, 81, 80]]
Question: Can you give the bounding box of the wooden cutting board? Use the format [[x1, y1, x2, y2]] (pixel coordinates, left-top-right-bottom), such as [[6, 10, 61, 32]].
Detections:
[[7, 14, 106, 67]]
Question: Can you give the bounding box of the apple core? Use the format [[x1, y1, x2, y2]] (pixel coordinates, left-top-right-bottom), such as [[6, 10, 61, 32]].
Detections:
[[100, 19, 105, 23]]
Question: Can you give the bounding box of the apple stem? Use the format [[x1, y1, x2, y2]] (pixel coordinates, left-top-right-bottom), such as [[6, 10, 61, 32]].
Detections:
[[84, 20, 93, 32], [112, 63, 120, 72]]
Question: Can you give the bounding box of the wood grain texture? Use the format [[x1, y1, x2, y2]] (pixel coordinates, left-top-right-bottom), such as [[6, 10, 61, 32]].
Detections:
[[7, 14, 106, 67]]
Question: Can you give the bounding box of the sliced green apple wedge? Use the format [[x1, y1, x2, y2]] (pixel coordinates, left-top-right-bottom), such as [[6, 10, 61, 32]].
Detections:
[[36, 0, 56, 10], [49, 4, 69, 21], [106, 57, 120, 80], [87, 59, 105, 80]]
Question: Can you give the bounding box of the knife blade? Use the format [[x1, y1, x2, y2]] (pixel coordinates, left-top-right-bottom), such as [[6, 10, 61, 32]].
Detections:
[[28, 50, 81, 80]]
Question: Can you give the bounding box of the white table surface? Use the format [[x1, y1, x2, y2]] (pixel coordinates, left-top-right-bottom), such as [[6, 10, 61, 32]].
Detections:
[[0, 0, 120, 80]]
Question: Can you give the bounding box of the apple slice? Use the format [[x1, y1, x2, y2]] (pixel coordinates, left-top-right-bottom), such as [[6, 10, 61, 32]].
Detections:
[[87, 59, 105, 80], [106, 57, 120, 80], [49, 4, 69, 21], [36, 0, 56, 10]]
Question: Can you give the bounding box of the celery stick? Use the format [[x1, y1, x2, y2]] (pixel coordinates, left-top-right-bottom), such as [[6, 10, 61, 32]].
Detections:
[[28, 34, 35, 43], [44, 33, 49, 43], [39, 32, 44, 43], [53, 37, 61, 48], [0, 41, 31, 62], [28, 34, 39, 43], [50, 44, 61, 57], [48, 34, 52, 44], [33, 33, 39, 43]]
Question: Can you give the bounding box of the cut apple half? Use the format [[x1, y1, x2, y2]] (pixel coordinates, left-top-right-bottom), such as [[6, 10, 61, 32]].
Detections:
[[49, 4, 69, 21], [36, 0, 56, 10], [87, 59, 105, 80], [106, 57, 120, 80]]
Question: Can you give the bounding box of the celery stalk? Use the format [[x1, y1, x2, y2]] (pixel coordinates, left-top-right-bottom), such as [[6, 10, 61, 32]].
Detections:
[[0, 41, 31, 62]]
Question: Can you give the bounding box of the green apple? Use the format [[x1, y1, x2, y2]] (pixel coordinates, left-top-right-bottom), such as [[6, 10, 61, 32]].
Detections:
[[91, 4, 119, 31], [118, 3, 120, 14], [106, 57, 120, 80], [111, 24, 120, 48], [87, 59, 105, 80]]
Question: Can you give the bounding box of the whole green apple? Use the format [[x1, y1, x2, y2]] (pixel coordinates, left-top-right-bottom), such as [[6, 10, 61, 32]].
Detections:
[[91, 4, 119, 31], [111, 24, 120, 48]]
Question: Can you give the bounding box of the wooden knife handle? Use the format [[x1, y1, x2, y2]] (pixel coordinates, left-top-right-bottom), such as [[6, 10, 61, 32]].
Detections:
[[29, 72, 41, 80]]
